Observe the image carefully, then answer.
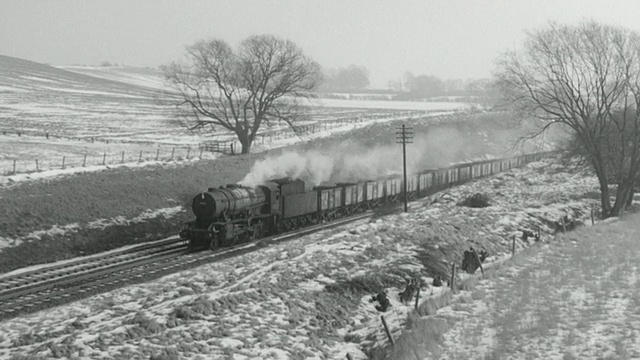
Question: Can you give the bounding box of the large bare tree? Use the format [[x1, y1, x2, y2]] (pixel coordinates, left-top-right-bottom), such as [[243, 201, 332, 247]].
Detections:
[[495, 21, 640, 217], [162, 35, 321, 154]]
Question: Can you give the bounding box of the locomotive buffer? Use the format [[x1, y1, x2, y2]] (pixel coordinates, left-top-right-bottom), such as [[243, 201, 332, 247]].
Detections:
[[396, 124, 414, 212]]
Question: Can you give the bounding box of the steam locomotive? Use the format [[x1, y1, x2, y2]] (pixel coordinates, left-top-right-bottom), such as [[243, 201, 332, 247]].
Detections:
[[179, 151, 554, 251]]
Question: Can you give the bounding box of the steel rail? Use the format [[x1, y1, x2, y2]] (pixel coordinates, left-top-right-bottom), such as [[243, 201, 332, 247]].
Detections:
[[0, 244, 186, 303], [0, 236, 185, 286]]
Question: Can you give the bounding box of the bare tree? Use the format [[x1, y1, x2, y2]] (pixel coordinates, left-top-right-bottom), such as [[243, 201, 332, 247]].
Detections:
[[162, 35, 322, 154], [495, 21, 640, 217]]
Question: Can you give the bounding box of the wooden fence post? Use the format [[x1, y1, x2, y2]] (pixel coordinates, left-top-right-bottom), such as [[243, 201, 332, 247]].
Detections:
[[138, 150, 143, 162], [102, 152, 106, 165], [35, 159, 39, 172], [199, 147, 203, 158], [82, 154, 87, 167], [12, 159, 16, 174], [512, 235, 516, 256], [450, 264, 456, 294], [561, 217, 567, 232], [414, 287, 421, 310], [170, 147, 175, 160], [62, 156, 65, 169], [591, 207, 595, 225], [156, 148, 160, 161], [186, 147, 190, 159], [380, 315, 394, 346], [121, 151, 125, 163]]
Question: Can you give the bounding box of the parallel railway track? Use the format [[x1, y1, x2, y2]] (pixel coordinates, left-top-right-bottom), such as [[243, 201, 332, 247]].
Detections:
[[0, 211, 372, 320]]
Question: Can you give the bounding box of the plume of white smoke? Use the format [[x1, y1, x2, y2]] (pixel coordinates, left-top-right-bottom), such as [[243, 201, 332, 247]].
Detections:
[[238, 151, 334, 187], [238, 126, 474, 187]]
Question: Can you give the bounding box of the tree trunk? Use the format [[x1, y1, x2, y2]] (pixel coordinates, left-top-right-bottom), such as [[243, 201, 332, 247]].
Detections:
[[600, 186, 612, 217], [611, 181, 634, 216], [238, 132, 252, 154], [593, 161, 612, 217], [627, 182, 636, 207]]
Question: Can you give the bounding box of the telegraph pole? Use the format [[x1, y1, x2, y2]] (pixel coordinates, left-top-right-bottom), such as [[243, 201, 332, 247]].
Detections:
[[396, 124, 414, 212]]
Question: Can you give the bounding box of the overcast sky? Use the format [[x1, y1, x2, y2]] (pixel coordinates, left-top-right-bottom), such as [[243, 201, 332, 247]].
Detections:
[[3, 0, 640, 88]]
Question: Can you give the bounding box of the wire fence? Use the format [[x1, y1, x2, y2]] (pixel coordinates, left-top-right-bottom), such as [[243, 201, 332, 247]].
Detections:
[[1, 147, 201, 176]]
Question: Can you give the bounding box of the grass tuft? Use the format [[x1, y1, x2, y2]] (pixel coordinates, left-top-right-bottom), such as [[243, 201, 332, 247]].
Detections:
[[150, 347, 180, 360], [126, 312, 165, 337]]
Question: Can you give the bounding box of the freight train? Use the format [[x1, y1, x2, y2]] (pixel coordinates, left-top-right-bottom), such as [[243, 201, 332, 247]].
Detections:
[[179, 151, 554, 251]]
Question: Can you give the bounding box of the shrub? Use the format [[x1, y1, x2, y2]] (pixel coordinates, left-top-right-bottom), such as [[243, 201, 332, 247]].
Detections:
[[150, 347, 180, 360], [126, 312, 165, 337], [458, 193, 491, 208], [414, 242, 456, 280]]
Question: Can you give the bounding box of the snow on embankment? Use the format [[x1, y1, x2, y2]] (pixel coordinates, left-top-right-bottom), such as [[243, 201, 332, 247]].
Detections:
[[0, 158, 603, 359], [0, 206, 184, 251]]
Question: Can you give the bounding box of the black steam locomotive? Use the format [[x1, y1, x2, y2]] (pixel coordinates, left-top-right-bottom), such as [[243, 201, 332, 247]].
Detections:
[[179, 151, 554, 251]]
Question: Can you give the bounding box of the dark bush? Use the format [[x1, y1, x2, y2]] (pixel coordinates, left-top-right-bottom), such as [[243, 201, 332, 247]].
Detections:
[[458, 193, 491, 208]]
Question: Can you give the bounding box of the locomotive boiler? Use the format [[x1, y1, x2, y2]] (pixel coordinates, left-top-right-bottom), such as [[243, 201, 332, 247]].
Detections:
[[180, 183, 279, 250]]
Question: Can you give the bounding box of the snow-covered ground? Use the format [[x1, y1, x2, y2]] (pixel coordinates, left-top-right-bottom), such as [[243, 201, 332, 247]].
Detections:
[[417, 214, 640, 359], [57, 66, 168, 91], [0, 158, 606, 359], [312, 98, 467, 111]]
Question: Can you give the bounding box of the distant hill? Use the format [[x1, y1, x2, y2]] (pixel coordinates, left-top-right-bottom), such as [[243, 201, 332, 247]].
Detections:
[[0, 55, 176, 136], [0, 56, 165, 97], [58, 65, 167, 91]]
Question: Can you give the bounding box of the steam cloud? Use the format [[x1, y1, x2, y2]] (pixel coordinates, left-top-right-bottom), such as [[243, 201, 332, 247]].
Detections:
[[238, 126, 485, 188], [239, 151, 334, 187]]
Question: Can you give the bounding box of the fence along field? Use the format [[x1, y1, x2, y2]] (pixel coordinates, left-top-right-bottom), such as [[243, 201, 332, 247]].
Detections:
[[1, 146, 199, 176], [1, 109, 437, 176]]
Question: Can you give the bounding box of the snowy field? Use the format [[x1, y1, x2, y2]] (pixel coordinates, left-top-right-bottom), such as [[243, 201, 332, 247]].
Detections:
[[312, 98, 466, 111], [0, 110, 456, 183], [0, 158, 608, 359], [0, 56, 469, 176], [59, 66, 469, 112]]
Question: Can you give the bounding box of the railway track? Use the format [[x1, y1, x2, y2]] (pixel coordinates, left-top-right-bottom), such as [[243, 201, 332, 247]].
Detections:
[[0, 211, 372, 320]]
